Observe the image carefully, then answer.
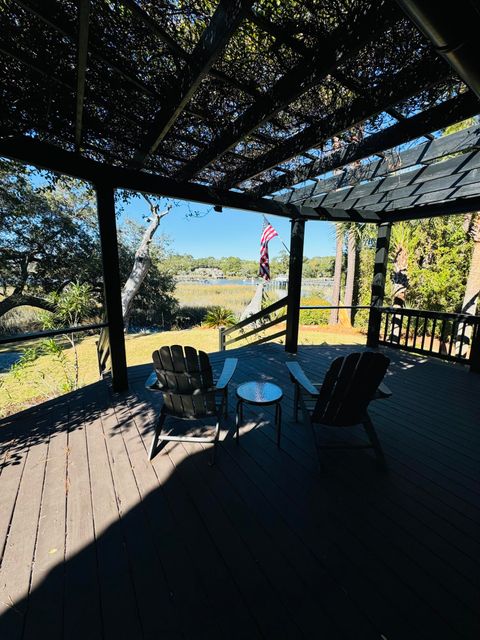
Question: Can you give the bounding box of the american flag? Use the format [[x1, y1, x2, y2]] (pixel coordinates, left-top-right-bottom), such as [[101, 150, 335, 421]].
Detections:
[[259, 218, 278, 281]]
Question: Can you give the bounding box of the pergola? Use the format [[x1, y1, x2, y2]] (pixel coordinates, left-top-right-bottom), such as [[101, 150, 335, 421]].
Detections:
[[2, 0, 480, 391]]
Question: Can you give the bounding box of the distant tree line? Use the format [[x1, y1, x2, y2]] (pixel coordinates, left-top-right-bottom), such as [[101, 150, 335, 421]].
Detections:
[[161, 252, 335, 279]]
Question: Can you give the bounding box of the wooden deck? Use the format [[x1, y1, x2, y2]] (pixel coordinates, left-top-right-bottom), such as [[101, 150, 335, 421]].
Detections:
[[0, 343, 479, 640]]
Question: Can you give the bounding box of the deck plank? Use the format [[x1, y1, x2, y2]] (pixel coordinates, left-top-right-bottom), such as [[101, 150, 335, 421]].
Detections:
[[22, 405, 68, 640], [0, 411, 50, 640], [0, 343, 479, 639], [64, 392, 102, 640]]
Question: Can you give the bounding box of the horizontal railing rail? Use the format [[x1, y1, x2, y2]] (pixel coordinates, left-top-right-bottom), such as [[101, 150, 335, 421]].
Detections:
[[220, 297, 288, 351], [378, 306, 480, 363], [298, 305, 372, 310], [0, 322, 108, 346]]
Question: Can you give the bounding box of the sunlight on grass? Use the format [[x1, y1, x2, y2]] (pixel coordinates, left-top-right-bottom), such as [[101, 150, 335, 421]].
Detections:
[[0, 325, 365, 417]]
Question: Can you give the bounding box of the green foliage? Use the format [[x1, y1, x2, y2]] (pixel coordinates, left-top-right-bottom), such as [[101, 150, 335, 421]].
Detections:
[[353, 216, 473, 328], [407, 217, 471, 312], [0, 160, 102, 306], [41, 282, 96, 330], [161, 252, 335, 279], [299, 296, 331, 326], [203, 307, 236, 328]]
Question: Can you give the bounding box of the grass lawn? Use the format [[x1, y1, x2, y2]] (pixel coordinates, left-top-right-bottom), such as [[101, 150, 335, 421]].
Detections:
[[0, 324, 365, 417]]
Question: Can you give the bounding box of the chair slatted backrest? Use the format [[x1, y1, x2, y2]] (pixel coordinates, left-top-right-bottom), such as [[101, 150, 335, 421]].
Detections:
[[152, 345, 217, 418], [312, 352, 390, 426]]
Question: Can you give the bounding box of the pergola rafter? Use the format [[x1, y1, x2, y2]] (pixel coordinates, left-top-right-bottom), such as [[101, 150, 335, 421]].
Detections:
[[277, 122, 480, 206], [218, 59, 452, 189], [75, 0, 90, 149], [252, 91, 479, 198], [176, 2, 397, 181], [132, 0, 254, 166]]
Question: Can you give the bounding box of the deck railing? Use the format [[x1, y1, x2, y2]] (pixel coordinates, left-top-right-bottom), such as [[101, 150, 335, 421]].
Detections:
[[219, 297, 288, 351], [219, 301, 480, 371], [378, 306, 480, 364]]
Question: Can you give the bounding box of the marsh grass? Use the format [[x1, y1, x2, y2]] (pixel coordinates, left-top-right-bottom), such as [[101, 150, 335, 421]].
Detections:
[[176, 283, 256, 317]]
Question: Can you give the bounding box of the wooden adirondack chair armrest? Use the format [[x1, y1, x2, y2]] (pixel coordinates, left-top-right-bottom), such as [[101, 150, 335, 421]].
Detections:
[[215, 358, 238, 391], [286, 362, 320, 397], [374, 382, 392, 399], [145, 370, 162, 391]]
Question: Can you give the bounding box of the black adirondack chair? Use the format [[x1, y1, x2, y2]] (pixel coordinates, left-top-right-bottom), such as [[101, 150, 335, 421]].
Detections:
[[286, 352, 391, 470], [146, 345, 237, 464]]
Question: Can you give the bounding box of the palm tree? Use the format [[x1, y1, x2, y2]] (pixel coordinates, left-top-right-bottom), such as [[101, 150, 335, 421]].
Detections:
[[343, 223, 368, 326], [329, 224, 344, 325], [389, 222, 417, 344], [455, 213, 480, 357]]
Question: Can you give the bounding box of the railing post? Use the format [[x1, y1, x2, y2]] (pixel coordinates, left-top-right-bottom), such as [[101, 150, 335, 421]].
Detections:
[[285, 218, 305, 354], [96, 182, 128, 392], [219, 327, 225, 352], [469, 323, 480, 372], [367, 222, 391, 348]]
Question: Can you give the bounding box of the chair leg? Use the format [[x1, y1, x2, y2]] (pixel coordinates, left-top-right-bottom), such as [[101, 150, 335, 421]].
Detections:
[[293, 383, 299, 422], [209, 416, 222, 466], [235, 399, 243, 444], [305, 414, 324, 474], [363, 414, 386, 469], [223, 388, 228, 418], [275, 401, 282, 448], [149, 412, 166, 461]]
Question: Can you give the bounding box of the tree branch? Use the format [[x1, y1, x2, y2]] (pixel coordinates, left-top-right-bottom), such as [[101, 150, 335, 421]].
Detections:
[[0, 293, 56, 318]]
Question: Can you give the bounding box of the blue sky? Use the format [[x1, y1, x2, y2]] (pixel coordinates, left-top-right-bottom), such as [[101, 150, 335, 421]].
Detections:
[[119, 196, 336, 259]]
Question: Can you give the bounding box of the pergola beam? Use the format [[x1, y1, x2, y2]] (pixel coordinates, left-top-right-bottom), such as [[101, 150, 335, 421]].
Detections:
[[132, 0, 253, 166], [381, 195, 480, 222], [75, 0, 90, 149], [218, 61, 453, 189], [2, 134, 478, 223], [177, 3, 396, 181], [250, 91, 479, 198], [0, 135, 386, 223], [280, 123, 480, 206]]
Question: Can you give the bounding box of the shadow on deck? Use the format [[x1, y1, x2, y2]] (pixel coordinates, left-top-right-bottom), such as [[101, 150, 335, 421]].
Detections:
[[0, 343, 479, 639]]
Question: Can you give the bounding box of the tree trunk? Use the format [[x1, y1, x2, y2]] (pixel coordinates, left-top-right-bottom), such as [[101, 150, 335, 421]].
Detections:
[[0, 293, 56, 318], [240, 282, 264, 322], [344, 227, 357, 326], [389, 245, 408, 344], [121, 200, 171, 331], [456, 214, 480, 357], [329, 225, 344, 325]]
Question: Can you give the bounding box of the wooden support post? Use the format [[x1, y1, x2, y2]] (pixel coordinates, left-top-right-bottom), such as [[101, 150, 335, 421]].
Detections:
[[367, 222, 391, 348], [285, 218, 305, 354], [469, 323, 480, 373], [96, 183, 128, 391], [219, 327, 225, 352]]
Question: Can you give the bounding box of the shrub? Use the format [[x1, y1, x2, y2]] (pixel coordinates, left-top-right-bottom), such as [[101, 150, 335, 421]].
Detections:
[[299, 295, 330, 326], [203, 306, 236, 328]]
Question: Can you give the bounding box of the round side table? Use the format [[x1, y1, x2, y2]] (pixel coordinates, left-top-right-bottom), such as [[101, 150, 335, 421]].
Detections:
[[235, 381, 283, 446]]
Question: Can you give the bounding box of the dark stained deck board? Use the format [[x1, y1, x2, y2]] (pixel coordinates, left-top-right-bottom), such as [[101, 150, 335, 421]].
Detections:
[[0, 343, 479, 639], [63, 391, 103, 640], [111, 390, 261, 640], [219, 420, 466, 637], [241, 424, 478, 637], [0, 410, 51, 639], [83, 386, 145, 640], [22, 405, 68, 640]]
